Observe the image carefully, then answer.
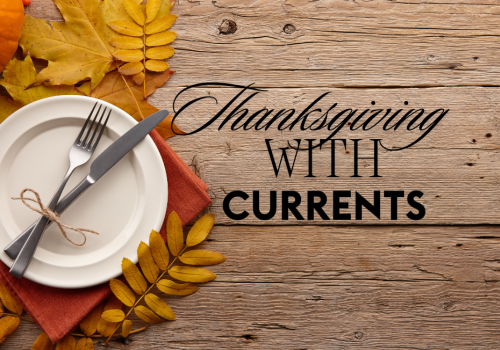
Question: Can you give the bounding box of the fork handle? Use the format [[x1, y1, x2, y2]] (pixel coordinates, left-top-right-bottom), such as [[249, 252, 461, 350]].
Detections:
[[4, 176, 94, 263]]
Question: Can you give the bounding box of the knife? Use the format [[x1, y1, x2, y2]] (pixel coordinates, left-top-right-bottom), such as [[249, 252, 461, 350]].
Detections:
[[7, 109, 169, 278]]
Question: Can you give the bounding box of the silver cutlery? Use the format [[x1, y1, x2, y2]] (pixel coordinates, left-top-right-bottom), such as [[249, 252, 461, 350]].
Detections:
[[5, 102, 110, 260], [7, 109, 169, 277]]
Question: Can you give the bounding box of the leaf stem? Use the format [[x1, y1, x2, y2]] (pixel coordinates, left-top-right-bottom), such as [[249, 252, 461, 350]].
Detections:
[[3, 313, 34, 323], [114, 61, 144, 120], [71, 324, 148, 338], [143, 28, 147, 100], [104, 246, 188, 346]]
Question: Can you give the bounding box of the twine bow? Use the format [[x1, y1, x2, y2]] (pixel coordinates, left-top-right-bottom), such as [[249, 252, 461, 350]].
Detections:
[[12, 189, 99, 246]]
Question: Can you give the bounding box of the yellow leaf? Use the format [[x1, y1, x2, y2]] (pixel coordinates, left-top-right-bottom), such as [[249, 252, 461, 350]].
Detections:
[[114, 49, 144, 63], [0, 56, 82, 106], [186, 213, 215, 247], [80, 302, 104, 337], [0, 96, 22, 124], [75, 337, 93, 350], [97, 295, 122, 337], [0, 281, 22, 315], [108, 20, 143, 37], [122, 258, 148, 294], [0, 316, 19, 343], [56, 336, 76, 350], [135, 305, 162, 324], [138, 242, 160, 283], [168, 266, 216, 283], [149, 230, 169, 270], [146, 0, 161, 23], [122, 320, 132, 338], [132, 72, 145, 85], [146, 46, 175, 60], [110, 36, 143, 49], [101, 309, 125, 323], [31, 332, 53, 350], [110, 279, 135, 307], [145, 60, 169, 72], [145, 15, 177, 35], [146, 31, 177, 46], [167, 211, 184, 256], [157, 280, 199, 296], [145, 294, 175, 320], [119, 62, 144, 75], [179, 250, 227, 266], [123, 0, 145, 25]]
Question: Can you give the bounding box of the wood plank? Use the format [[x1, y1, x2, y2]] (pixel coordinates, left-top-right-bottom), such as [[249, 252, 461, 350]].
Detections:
[[23, 0, 500, 88], [4, 225, 500, 349]]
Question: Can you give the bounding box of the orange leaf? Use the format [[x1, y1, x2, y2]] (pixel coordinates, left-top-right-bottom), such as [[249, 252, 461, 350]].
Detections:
[[122, 320, 132, 338], [90, 70, 183, 139], [0, 316, 20, 343], [80, 302, 104, 337], [0, 281, 22, 315], [31, 332, 53, 350], [56, 336, 76, 350]]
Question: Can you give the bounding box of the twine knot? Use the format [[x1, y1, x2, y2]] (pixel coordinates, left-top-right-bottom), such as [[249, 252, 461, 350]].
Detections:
[[12, 189, 99, 246]]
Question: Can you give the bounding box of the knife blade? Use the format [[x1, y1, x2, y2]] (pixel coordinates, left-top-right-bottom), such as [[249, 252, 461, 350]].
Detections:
[[7, 109, 169, 277]]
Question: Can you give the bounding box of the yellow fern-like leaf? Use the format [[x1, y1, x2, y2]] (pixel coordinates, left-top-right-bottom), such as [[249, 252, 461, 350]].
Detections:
[[110, 279, 135, 307], [167, 211, 184, 256], [186, 213, 215, 247], [97, 295, 122, 337], [123, 0, 145, 25], [146, 0, 161, 23], [122, 258, 148, 294], [75, 337, 94, 350], [157, 279, 199, 296], [149, 229, 169, 270], [145, 293, 175, 320], [31, 332, 53, 350], [135, 305, 162, 324], [55, 336, 76, 350], [110, 36, 143, 49], [101, 309, 126, 323], [145, 60, 169, 72], [146, 46, 175, 60], [119, 62, 144, 75], [0, 316, 20, 343], [114, 50, 144, 63], [122, 320, 132, 338], [132, 72, 145, 85], [169, 266, 216, 283], [146, 31, 177, 47], [145, 15, 177, 35], [138, 241, 160, 283], [80, 302, 104, 337], [179, 250, 227, 266], [0, 282, 22, 315], [108, 20, 143, 36]]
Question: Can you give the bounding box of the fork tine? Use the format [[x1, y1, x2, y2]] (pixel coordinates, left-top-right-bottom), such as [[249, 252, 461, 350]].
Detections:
[[85, 106, 107, 149], [89, 109, 111, 151], [81, 104, 102, 146], [76, 102, 98, 143]]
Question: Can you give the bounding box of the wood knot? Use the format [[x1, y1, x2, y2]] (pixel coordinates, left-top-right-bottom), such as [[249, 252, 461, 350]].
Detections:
[[283, 24, 296, 34], [219, 19, 237, 35]]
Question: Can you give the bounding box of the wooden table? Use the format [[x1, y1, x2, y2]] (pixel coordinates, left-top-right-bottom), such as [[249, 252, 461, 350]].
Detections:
[[6, 0, 500, 348]]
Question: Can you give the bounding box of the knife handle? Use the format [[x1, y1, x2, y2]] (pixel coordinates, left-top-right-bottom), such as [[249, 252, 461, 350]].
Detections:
[[4, 176, 94, 261]]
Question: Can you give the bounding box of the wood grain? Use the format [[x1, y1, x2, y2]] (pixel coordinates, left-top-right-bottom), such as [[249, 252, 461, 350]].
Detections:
[[5, 0, 500, 348]]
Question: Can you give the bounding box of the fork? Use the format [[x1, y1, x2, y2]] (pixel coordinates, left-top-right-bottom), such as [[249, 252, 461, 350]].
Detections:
[[8, 102, 111, 278]]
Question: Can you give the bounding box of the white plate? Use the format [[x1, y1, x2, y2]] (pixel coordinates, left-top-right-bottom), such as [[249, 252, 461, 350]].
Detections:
[[0, 96, 168, 288]]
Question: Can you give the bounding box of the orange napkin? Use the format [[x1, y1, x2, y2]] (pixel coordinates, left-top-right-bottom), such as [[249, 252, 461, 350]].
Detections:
[[0, 130, 211, 343]]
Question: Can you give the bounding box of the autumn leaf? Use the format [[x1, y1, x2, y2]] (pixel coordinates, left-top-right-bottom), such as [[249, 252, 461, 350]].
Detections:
[[0, 316, 20, 343], [145, 294, 175, 320], [0, 281, 23, 315], [0, 96, 22, 124], [55, 336, 76, 350], [167, 211, 184, 256], [80, 302, 104, 337], [138, 242, 160, 283], [169, 266, 216, 283], [179, 250, 227, 266], [110, 279, 135, 306], [97, 295, 122, 337], [157, 279, 199, 296], [122, 320, 132, 337], [122, 258, 148, 294], [149, 230, 169, 270], [0, 56, 82, 105], [31, 332, 53, 350], [90, 69, 184, 139], [186, 213, 215, 247], [135, 305, 162, 324], [75, 337, 94, 350], [102, 309, 126, 323]]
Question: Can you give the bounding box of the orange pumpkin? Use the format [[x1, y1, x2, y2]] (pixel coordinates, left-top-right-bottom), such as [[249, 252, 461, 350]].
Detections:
[[0, 0, 24, 73]]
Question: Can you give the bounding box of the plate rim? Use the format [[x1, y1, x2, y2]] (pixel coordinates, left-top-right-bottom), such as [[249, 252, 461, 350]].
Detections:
[[0, 95, 168, 288]]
